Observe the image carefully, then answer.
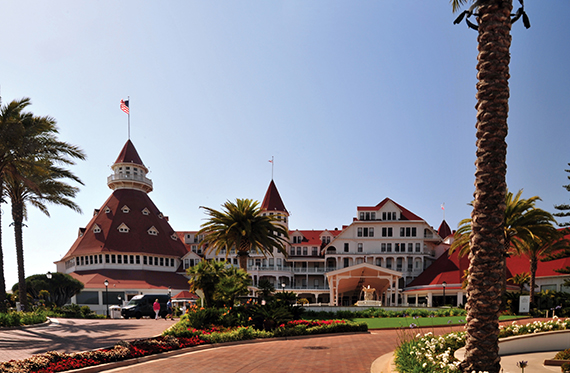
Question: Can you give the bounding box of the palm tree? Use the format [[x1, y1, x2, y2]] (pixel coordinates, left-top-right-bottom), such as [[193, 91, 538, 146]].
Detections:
[[1, 100, 85, 311], [512, 234, 569, 304], [0, 98, 34, 312], [187, 259, 228, 308], [450, 1, 529, 372], [6, 161, 83, 311], [508, 272, 530, 294], [198, 198, 289, 272]]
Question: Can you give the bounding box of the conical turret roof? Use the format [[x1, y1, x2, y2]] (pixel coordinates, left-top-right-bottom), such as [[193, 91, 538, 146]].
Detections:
[[114, 139, 145, 167], [261, 180, 287, 214], [438, 219, 452, 239]]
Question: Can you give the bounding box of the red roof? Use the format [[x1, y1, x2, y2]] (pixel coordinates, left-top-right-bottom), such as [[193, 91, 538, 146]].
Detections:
[[114, 140, 145, 167], [172, 290, 199, 300], [60, 189, 188, 260], [357, 198, 423, 221], [438, 220, 452, 239], [261, 180, 287, 213], [69, 269, 190, 289], [289, 229, 341, 246]]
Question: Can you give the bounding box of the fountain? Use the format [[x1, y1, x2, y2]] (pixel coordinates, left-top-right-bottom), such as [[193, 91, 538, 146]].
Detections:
[[356, 285, 382, 307]]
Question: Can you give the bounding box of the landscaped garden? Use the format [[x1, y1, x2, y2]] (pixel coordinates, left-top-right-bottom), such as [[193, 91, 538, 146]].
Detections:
[[394, 317, 570, 373]]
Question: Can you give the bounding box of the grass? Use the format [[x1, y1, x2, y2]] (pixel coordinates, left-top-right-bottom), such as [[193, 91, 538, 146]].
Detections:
[[354, 314, 525, 329]]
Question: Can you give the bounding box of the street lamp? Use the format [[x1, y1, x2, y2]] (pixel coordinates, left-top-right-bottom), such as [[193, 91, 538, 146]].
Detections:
[[104, 279, 109, 318], [281, 283, 286, 292], [168, 286, 172, 298], [46, 272, 52, 280], [442, 281, 447, 307]]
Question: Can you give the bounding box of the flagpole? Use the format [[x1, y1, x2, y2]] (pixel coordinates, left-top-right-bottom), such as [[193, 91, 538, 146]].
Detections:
[[271, 156, 274, 180], [128, 96, 130, 140]]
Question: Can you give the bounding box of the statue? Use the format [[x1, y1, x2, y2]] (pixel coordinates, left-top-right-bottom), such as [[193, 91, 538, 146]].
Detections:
[[362, 285, 376, 301]]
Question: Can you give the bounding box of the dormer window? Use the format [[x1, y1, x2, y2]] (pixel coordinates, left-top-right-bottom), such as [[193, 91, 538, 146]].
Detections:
[[93, 224, 102, 234], [142, 208, 150, 216], [158, 213, 163, 219], [148, 226, 159, 236], [105, 207, 111, 214], [121, 205, 130, 213], [118, 223, 130, 233], [171, 234, 178, 240]]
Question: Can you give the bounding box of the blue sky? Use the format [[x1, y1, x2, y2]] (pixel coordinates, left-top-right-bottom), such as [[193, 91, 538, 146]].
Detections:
[[1, 1, 570, 288]]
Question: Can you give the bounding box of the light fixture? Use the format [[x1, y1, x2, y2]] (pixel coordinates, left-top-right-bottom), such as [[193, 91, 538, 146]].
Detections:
[[104, 279, 109, 318], [46, 272, 52, 280]]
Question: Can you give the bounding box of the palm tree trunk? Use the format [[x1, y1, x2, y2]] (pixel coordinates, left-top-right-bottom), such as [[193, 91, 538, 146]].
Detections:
[[529, 257, 537, 304], [12, 201, 28, 311], [238, 253, 249, 272], [0, 178, 7, 313], [460, 1, 512, 373]]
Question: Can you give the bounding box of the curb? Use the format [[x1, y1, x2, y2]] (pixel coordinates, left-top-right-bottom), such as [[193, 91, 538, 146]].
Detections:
[[370, 351, 396, 373]]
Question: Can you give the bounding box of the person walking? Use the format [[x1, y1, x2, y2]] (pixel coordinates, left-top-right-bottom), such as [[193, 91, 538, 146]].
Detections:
[[153, 299, 160, 320], [166, 299, 174, 320]]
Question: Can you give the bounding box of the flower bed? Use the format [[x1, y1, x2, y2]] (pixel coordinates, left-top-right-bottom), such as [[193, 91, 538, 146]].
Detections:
[[0, 336, 204, 373], [395, 318, 570, 373]]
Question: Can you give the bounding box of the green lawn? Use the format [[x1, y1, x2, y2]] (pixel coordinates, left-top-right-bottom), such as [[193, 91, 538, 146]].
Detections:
[[354, 315, 525, 329]]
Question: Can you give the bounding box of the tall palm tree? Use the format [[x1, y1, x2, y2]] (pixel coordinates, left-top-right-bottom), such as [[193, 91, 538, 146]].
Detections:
[[0, 98, 33, 312], [450, 1, 529, 372], [6, 161, 83, 311], [1, 100, 85, 311], [512, 234, 569, 304], [187, 259, 228, 308], [198, 198, 289, 272]]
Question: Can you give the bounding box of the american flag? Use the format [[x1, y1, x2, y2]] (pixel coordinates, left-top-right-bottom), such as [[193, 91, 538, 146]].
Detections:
[[120, 99, 129, 114]]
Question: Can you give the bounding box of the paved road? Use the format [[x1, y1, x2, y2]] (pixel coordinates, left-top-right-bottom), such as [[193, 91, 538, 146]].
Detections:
[[0, 318, 177, 363]]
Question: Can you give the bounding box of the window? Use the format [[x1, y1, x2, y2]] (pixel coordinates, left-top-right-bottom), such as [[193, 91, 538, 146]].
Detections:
[[136, 255, 140, 264], [369, 227, 374, 237], [371, 212, 376, 220], [171, 258, 175, 267], [118, 223, 129, 233], [117, 255, 122, 264], [412, 227, 417, 237], [302, 247, 308, 255], [154, 257, 158, 266], [121, 205, 130, 213], [415, 243, 421, 252], [296, 247, 301, 255], [99, 254, 103, 263], [408, 243, 413, 253], [290, 248, 295, 256], [343, 258, 349, 268], [382, 212, 397, 221], [160, 258, 164, 266], [76, 291, 99, 305], [312, 247, 318, 256], [359, 212, 364, 220], [357, 243, 363, 252], [105, 254, 110, 263], [148, 226, 158, 236], [387, 243, 392, 253], [357, 227, 363, 237], [105, 207, 111, 213], [130, 255, 134, 264], [89, 255, 93, 265], [142, 208, 150, 215], [381, 243, 386, 252], [322, 236, 331, 244], [143, 256, 147, 265], [93, 225, 101, 234], [344, 243, 349, 252], [382, 227, 393, 237], [111, 255, 116, 264]]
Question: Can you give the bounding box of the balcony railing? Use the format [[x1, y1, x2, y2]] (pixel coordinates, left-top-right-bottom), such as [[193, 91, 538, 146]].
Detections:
[[247, 265, 338, 273]]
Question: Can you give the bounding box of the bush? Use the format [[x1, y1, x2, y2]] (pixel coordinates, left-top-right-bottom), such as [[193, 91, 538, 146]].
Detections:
[[0, 310, 47, 327]]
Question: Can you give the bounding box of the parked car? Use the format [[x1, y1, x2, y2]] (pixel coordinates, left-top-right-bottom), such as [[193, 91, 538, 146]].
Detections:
[[121, 294, 170, 319]]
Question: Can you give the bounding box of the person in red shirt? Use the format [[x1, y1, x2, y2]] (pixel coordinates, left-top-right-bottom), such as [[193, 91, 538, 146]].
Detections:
[[153, 299, 160, 320]]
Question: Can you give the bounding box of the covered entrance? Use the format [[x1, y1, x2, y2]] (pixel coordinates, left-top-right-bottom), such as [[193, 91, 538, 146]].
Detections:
[[326, 263, 403, 306]]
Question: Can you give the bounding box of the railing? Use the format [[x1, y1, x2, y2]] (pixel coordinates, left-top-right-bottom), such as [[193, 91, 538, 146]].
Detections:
[[248, 266, 338, 273], [107, 174, 153, 187]]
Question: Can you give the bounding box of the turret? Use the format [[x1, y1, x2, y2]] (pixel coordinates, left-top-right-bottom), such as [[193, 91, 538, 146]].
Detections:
[[107, 140, 153, 193]]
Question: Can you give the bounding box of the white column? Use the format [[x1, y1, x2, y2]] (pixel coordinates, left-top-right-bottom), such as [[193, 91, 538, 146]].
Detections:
[[457, 291, 464, 306], [427, 293, 433, 307], [393, 276, 399, 306]]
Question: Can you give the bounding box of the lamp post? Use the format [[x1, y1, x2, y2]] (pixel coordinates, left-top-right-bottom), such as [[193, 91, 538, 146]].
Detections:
[[281, 283, 286, 293], [104, 279, 109, 318], [442, 281, 447, 307]]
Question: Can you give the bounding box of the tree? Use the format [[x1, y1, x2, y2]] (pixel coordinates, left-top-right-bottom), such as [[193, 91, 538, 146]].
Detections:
[[554, 164, 570, 227], [187, 259, 226, 308], [451, 1, 529, 372], [186, 259, 251, 308], [1, 99, 85, 311], [508, 272, 530, 294], [12, 272, 84, 308], [198, 199, 289, 271], [513, 235, 569, 304]]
